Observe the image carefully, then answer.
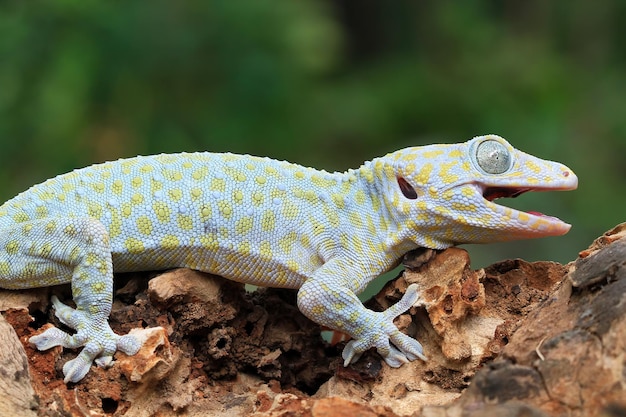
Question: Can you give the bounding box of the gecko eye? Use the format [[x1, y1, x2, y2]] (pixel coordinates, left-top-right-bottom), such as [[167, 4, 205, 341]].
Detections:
[[397, 177, 418, 199], [475, 140, 511, 174]]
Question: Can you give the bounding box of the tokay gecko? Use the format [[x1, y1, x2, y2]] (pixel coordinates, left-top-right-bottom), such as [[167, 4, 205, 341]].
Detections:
[[0, 135, 578, 383]]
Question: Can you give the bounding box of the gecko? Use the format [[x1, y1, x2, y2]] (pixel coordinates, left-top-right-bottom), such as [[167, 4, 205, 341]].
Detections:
[[0, 134, 578, 383]]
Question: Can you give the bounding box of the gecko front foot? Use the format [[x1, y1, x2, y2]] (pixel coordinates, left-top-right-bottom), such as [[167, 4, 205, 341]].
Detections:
[[342, 284, 427, 367], [29, 296, 142, 383]]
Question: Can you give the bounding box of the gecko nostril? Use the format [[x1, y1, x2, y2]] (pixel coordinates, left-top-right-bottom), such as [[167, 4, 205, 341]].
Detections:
[[563, 171, 570, 177]]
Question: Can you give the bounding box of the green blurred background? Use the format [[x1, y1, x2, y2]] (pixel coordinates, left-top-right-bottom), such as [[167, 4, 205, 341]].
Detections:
[[0, 0, 623, 269]]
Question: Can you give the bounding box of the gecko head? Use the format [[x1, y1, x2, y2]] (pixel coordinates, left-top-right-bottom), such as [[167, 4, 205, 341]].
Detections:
[[382, 134, 578, 248]]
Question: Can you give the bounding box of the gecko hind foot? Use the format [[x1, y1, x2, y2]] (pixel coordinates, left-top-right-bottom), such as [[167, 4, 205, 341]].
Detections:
[[29, 296, 142, 383]]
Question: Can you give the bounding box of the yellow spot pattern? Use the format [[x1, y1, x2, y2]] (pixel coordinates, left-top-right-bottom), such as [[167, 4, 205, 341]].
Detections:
[[153, 201, 171, 223], [124, 238, 144, 254], [161, 234, 180, 250], [261, 210, 276, 232], [218, 201, 233, 218], [279, 232, 297, 254], [415, 163, 433, 185], [252, 191, 264, 206], [200, 234, 219, 251], [199, 204, 212, 222], [259, 241, 273, 259], [112, 180, 123, 195], [35, 206, 48, 219], [5, 240, 19, 255], [136, 216, 153, 235], [190, 188, 202, 200], [211, 178, 226, 192], [233, 190, 244, 204], [235, 217, 253, 235], [177, 214, 193, 230], [169, 189, 183, 201]]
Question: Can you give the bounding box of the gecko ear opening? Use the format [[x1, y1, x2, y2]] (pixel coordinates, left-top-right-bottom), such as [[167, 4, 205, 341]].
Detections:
[[397, 177, 418, 199]]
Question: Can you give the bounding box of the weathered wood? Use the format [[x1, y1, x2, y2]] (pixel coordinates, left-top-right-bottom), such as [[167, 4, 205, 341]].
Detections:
[[0, 314, 37, 417]]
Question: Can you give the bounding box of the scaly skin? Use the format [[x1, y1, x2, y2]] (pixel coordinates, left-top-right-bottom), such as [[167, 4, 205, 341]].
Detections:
[[0, 134, 577, 382]]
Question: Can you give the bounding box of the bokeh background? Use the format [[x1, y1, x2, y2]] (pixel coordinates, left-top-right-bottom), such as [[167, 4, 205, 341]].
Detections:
[[0, 1, 622, 271]]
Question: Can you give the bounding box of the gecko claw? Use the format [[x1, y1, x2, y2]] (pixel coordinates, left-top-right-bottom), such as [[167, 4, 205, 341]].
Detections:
[[342, 341, 362, 366]]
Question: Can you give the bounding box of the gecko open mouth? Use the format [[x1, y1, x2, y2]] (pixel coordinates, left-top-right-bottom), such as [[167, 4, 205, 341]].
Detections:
[[482, 186, 558, 220], [483, 187, 530, 201]]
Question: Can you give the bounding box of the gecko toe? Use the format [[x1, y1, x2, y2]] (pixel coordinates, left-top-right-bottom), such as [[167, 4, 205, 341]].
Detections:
[[342, 339, 363, 366], [30, 326, 75, 350], [389, 330, 427, 363], [381, 344, 409, 368], [117, 333, 142, 355], [63, 352, 94, 383]]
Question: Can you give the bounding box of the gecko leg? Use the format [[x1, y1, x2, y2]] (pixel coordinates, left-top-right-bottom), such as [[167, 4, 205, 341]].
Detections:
[[0, 217, 142, 383], [297, 260, 426, 368]]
